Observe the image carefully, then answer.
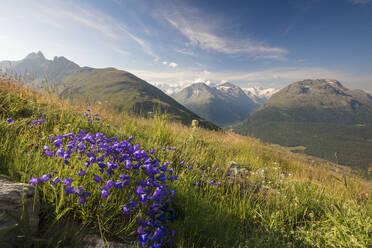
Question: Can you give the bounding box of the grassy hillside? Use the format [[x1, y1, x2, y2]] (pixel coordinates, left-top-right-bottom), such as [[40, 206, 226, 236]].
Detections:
[[0, 78, 371, 247]]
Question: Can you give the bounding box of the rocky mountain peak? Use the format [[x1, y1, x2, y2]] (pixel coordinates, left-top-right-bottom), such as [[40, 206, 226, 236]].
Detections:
[[25, 51, 46, 60]]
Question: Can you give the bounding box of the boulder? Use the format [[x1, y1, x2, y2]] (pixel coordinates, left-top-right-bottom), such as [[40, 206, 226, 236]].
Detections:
[[227, 161, 251, 178], [0, 176, 39, 241]]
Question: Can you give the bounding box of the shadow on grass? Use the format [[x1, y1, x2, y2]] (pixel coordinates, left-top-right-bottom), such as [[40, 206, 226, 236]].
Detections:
[[171, 185, 310, 248]]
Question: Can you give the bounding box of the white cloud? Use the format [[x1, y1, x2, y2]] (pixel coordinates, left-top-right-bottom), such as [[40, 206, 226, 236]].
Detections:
[[169, 62, 178, 68], [163, 11, 288, 60], [175, 48, 195, 56], [162, 61, 168, 65]]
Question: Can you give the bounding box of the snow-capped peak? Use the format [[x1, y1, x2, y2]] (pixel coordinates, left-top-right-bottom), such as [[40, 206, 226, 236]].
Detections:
[[243, 87, 278, 99]]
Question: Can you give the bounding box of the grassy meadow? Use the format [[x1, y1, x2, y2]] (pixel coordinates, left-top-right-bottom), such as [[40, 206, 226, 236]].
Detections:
[[0, 77, 371, 247]]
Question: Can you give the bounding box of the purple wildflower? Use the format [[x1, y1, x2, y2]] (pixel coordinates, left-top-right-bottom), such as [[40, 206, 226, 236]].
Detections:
[[40, 174, 50, 182], [123, 205, 130, 214], [115, 180, 123, 189], [44, 151, 54, 157], [65, 186, 77, 194], [137, 226, 145, 235], [29, 177, 40, 185], [93, 174, 103, 183], [79, 197, 87, 204], [106, 180, 114, 189], [77, 170, 87, 176], [62, 178, 73, 186], [53, 176, 61, 184], [38, 119, 44, 123], [101, 188, 109, 198], [138, 234, 148, 245], [129, 201, 137, 209], [135, 186, 145, 195], [119, 174, 130, 180], [7, 118, 14, 123]]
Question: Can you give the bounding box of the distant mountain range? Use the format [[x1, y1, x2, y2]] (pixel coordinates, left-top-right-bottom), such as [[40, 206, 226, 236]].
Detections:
[[0, 52, 218, 129], [172, 82, 259, 126], [233, 79, 372, 170]]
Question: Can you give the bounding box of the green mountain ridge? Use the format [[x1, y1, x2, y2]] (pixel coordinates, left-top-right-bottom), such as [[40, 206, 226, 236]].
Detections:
[[0, 52, 218, 130], [233, 79, 372, 170]]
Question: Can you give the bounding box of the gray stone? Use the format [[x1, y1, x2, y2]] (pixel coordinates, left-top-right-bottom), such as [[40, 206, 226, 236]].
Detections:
[[227, 161, 251, 178], [82, 234, 137, 248], [0, 176, 39, 240]]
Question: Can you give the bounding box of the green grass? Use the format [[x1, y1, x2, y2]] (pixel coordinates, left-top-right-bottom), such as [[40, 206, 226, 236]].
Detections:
[[0, 79, 371, 247]]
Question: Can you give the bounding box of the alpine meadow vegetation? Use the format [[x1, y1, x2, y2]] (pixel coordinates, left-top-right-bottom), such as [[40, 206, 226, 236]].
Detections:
[[0, 77, 371, 247]]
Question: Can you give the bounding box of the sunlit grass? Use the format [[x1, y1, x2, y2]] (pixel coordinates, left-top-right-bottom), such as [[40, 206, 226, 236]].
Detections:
[[0, 78, 371, 247]]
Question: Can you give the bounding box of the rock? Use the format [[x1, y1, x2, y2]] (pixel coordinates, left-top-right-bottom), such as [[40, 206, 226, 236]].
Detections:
[[226, 162, 281, 195], [0, 176, 39, 241], [227, 161, 251, 178], [82, 234, 136, 248]]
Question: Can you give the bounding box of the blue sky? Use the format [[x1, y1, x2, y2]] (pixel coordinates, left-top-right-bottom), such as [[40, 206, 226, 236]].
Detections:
[[1, 0, 371, 92]]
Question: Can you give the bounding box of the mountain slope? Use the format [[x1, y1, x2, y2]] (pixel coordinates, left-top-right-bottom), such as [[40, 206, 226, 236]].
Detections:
[[172, 82, 258, 126], [1, 52, 217, 129], [60, 67, 217, 129], [233, 79, 372, 170]]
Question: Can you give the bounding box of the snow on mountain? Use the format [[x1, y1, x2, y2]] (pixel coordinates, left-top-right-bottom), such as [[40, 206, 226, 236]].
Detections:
[[243, 87, 279, 104]]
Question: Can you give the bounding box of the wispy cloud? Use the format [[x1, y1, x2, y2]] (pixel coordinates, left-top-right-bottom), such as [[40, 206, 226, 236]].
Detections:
[[38, 2, 157, 58], [111, 46, 128, 56], [162, 9, 288, 60]]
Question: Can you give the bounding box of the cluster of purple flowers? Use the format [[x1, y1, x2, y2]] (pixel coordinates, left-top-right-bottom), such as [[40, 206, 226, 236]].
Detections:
[[29, 118, 178, 247], [6, 118, 44, 124], [31, 118, 44, 125], [83, 109, 100, 124]]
